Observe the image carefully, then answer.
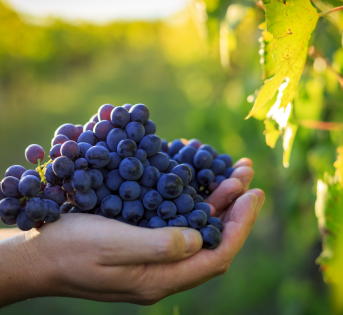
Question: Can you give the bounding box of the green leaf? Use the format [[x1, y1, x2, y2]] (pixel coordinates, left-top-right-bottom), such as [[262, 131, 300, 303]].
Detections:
[[259, 25, 277, 80], [264, 118, 280, 148], [246, 0, 319, 119]]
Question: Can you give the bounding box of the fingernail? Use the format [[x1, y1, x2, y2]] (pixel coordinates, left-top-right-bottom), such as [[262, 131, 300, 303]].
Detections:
[[255, 196, 265, 213], [228, 190, 242, 203], [237, 176, 253, 191], [182, 229, 203, 254]]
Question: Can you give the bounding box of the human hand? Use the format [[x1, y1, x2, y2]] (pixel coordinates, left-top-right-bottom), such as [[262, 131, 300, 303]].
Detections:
[[0, 158, 264, 307]]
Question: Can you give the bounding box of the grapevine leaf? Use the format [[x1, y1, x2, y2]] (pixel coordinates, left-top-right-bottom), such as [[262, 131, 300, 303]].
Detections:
[[246, 0, 319, 119], [259, 25, 276, 80], [264, 118, 280, 148], [282, 120, 297, 168]]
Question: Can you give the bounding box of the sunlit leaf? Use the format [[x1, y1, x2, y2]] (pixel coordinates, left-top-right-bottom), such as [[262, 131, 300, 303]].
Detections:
[[282, 120, 297, 168], [246, 0, 319, 118], [263, 118, 280, 148], [259, 27, 276, 80]]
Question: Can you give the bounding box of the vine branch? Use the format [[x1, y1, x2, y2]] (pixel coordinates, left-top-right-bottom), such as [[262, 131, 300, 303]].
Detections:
[[297, 120, 343, 131], [318, 6, 343, 17]]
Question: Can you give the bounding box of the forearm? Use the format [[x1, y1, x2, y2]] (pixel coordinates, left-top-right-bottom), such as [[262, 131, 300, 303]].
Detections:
[[0, 231, 52, 307]]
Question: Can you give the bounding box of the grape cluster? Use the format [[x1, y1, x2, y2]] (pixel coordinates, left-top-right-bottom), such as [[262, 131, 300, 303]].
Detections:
[[0, 103, 234, 249]]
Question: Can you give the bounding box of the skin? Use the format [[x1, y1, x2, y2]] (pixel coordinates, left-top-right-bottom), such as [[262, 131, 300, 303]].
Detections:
[[0, 158, 264, 307]]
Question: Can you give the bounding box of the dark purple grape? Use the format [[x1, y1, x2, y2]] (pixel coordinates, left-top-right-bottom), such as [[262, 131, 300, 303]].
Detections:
[[138, 135, 162, 157], [224, 167, 235, 179], [125, 122, 145, 143], [94, 120, 114, 141], [188, 139, 202, 150], [211, 159, 226, 175], [44, 163, 63, 185], [165, 160, 179, 173], [98, 104, 115, 121], [117, 139, 137, 158], [44, 184, 66, 204], [144, 120, 156, 135], [111, 106, 130, 129], [95, 183, 112, 205], [193, 150, 213, 169], [199, 144, 214, 156], [119, 157, 143, 181], [5, 165, 26, 179], [106, 169, 124, 191], [148, 216, 167, 228], [78, 142, 92, 158], [51, 134, 69, 146], [200, 225, 221, 249], [161, 139, 168, 153], [143, 190, 163, 211], [49, 144, 62, 160], [0, 197, 21, 219], [129, 104, 150, 125], [71, 170, 92, 193], [148, 152, 170, 172], [44, 199, 61, 223], [106, 128, 127, 152], [26, 198, 48, 221], [157, 200, 177, 219], [182, 186, 197, 199], [75, 125, 83, 137], [197, 169, 215, 186], [75, 158, 88, 170], [85, 146, 110, 169], [171, 164, 192, 187], [207, 217, 223, 232], [193, 194, 204, 204], [1, 216, 17, 226], [74, 189, 97, 210], [122, 104, 132, 111], [194, 202, 211, 217], [157, 174, 183, 199], [178, 146, 197, 164], [77, 131, 97, 146], [19, 175, 41, 197], [95, 141, 110, 151], [122, 200, 144, 223], [55, 123, 79, 142], [16, 208, 36, 231], [87, 169, 104, 190], [134, 149, 147, 163], [187, 210, 207, 229], [217, 154, 233, 168], [168, 215, 188, 227], [168, 139, 185, 157], [61, 140, 80, 160], [1, 176, 21, 198], [119, 181, 141, 201], [25, 144, 45, 164], [174, 194, 194, 214], [106, 152, 122, 170], [52, 156, 75, 178], [84, 121, 96, 132], [138, 185, 153, 202], [101, 195, 123, 217], [60, 202, 73, 214], [215, 175, 226, 185], [22, 170, 40, 181], [140, 166, 160, 188]]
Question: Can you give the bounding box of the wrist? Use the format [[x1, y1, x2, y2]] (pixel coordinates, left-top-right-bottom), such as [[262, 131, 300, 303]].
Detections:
[[0, 230, 57, 307]]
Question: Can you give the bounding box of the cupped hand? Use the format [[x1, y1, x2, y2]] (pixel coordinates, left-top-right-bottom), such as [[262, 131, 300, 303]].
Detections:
[[1, 158, 264, 306]]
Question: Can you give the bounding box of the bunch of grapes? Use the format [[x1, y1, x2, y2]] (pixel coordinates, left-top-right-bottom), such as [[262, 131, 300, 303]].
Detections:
[[0, 103, 235, 249]]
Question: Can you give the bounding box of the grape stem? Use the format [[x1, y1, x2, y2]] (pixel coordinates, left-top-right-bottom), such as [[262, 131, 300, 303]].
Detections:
[[318, 6, 343, 17]]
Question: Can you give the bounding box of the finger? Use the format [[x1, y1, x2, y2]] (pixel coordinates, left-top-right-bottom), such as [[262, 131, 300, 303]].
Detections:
[[231, 166, 255, 191], [51, 215, 203, 265], [233, 158, 253, 168], [205, 178, 243, 216]]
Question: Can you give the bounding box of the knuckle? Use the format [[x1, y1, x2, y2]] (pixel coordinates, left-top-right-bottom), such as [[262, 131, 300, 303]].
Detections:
[[153, 232, 181, 260], [215, 262, 230, 276]]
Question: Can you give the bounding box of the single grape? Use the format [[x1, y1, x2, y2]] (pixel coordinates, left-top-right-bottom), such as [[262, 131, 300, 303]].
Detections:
[[148, 152, 170, 172], [197, 169, 215, 186], [165, 159, 179, 173], [16, 208, 36, 231], [22, 170, 40, 181], [19, 175, 41, 197], [5, 165, 26, 180], [119, 181, 141, 201], [44, 163, 63, 186], [168, 215, 188, 227], [101, 195, 122, 217], [199, 144, 214, 156], [51, 134, 69, 146], [144, 120, 156, 135], [182, 185, 197, 199], [171, 164, 192, 187], [83, 121, 96, 132], [161, 139, 168, 153], [217, 154, 233, 168], [117, 139, 137, 158], [122, 200, 144, 223], [178, 146, 197, 164], [44, 184, 66, 204], [140, 166, 160, 188], [1, 176, 21, 198], [138, 185, 153, 202], [193, 194, 204, 204], [95, 141, 111, 151], [119, 157, 143, 181], [61, 140, 80, 160], [148, 216, 167, 228], [188, 139, 202, 149], [74, 189, 97, 210], [142, 159, 150, 168], [26, 198, 48, 221], [71, 170, 92, 192], [0, 197, 21, 219], [187, 210, 207, 229], [75, 158, 88, 170], [1, 216, 17, 226], [44, 199, 61, 223], [157, 200, 177, 219], [54, 123, 79, 142], [78, 142, 92, 158], [173, 194, 194, 214], [173, 153, 180, 163], [207, 217, 223, 232], [52, 156, 75, 178], [25, 144, 45, 164], [143, 190, 163, 211], [168, 139, 185, 157], [98, 104, 115, 121], [193, 150, 213, 169], [122, 104, 132, 111], [94, 120, 114, 141], [106, 169, 124, 191], [129, 104, 150, 125], [49, 144, 62, 160], [0, 189, 5, 201], [106, 152, 123, 170], [90, 113, 99, 123], [60, 202, 73, 214], [125, 121, 145, 143], [111, 106, 130, 129], [194, 202, 211, 217], [210, 159, 226, 175], [106, 128, 127, 152], [86, 169, 103, 190], [85, 146, 110, 169], [75, 125, 83, 137], [138, 135, 162, 157], [95, 183, 112, 205], [77, 131, 98, 146], [134, 149, 147, 163], [157, 174, 183, 199], [224, 167, 235, 179], [199, 225, 222, 249], [215, 175, 226, 185]]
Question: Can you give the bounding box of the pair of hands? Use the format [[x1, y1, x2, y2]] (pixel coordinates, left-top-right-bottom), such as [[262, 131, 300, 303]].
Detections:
[[0, 158, 264, 307]]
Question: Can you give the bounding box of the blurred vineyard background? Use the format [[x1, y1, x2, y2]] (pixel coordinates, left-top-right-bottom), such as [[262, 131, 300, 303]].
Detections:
[[1, 0, 342, 314]]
